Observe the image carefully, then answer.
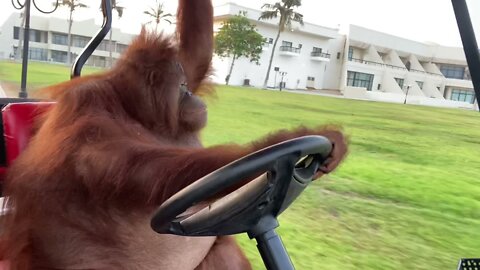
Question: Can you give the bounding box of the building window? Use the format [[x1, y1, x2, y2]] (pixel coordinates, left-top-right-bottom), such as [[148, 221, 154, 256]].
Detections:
[[450, 89, 476, 104], [465, 69, 471, 80], [28, 47, 47, 61], [395, 78, 404, 89], [405, 61, 411, 71], [416, 81, 424, 89], [337, 52, 341, 59], [282, 41, 293, 47], [29, 29, 44, 42], [98, 40, 113, 51], [51, 50, 68, 63], [347, 71, 374, 91], [298, 44, 302, 49], [72, 35, 90, 48], [96, 56, 106, 67], [348, 47, 354, 61], [307, 77, 315, 81], [280, 40, 301, 53], [52, 33, 68, 45], [440, 65, 465, 79], [13, 27, 45, 42], [116, 43, 128, 54], [13, 26, 20, 39], [268, 38, 273, 44], [87, 56, 107, 67], [311, 47, 327, 57]]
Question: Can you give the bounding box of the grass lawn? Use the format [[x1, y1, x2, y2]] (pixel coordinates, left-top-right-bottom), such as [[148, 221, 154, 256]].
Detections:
[[1, 61, 480, 269], [0, 60, 103, 96]]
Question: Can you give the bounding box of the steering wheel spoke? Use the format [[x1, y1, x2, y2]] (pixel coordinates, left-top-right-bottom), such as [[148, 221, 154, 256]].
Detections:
[[151, 136, 332, 237]]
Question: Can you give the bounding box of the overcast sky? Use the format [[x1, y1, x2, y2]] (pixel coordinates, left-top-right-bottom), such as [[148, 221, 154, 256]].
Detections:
[[0, 0, 478, 47]]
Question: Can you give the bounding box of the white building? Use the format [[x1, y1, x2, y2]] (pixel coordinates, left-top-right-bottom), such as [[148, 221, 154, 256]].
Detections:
[[0, 13, 135, 67], [342, 25, 477, 109], [212, 3, 477, 110], [212, 3, 345, 91], [0, 5, 477, 110]]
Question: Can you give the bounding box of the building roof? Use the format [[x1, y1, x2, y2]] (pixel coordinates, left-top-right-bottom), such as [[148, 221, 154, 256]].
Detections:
[[348, 24, 467, 65], [2, 13, 135, 44], [213, 2, 340, 40]]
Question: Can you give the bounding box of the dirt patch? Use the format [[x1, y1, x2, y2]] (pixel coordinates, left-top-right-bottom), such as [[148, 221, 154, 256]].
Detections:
[[0, 81, 20, 97]]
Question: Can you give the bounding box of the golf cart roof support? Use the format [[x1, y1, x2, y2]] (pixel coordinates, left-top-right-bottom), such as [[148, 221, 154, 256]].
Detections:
[[451, 0, 480, 111], [71, 0, 112, 79]]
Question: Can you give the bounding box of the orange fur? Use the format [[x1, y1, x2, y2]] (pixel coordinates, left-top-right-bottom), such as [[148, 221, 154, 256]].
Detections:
[[1, 0, 347, 269]]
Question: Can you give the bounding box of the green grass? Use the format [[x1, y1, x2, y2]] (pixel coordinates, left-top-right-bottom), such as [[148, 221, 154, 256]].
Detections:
[[202, 87, 480, 270], [2, 61, 480, 269], [0, 60, 103, 89]]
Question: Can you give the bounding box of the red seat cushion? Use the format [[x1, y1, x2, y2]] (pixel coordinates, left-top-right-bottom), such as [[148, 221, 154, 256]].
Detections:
[[0, 167, 6, 186], [2, 102, 54, 166]]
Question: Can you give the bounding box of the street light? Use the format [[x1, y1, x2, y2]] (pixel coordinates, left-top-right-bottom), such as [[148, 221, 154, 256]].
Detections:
[[274, 67, 279, 89], [404, 84, 412, 104], [11, 0, 59, 98], [279, 71, 287, 91]]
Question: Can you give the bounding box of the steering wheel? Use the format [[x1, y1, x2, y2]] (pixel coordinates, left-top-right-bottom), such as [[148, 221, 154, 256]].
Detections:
[[151, 135, 333, 270]]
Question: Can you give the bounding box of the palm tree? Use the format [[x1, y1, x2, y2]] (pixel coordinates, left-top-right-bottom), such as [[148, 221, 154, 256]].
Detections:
[[143, 0, 173, 33], [107, 0, 125, 67], [58, 0, 88, 65], [259, 0, 304, 88]]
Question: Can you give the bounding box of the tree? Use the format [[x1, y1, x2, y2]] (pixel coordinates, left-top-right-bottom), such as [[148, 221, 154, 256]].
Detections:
[[58, 0, 88, 65], [143, 0, 173, 33], [215, 13, 264, 85], [107, 0, 125, 67], [259, 0, 304, 88]]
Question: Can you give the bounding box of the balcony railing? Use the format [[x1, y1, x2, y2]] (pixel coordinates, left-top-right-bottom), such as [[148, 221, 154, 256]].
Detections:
[[349, 58, 407, 71], [426, 71, 444, 78], [385, 63, 408, 71], [349, 58, 447, 78], [364, 60, 385, 68], [408, 69, 443, 77], [279, 46, 301, 54], [310, 51, 331, 58], [410, 68, 425, 74], [349, 57, 363, 63]]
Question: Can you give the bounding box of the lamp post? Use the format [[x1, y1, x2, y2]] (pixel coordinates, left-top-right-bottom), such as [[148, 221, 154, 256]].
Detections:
[[273, 67, 279, 89], [279, 71, 287, 91], [11, 0, 59, 98], [404, 85, 411, 104]]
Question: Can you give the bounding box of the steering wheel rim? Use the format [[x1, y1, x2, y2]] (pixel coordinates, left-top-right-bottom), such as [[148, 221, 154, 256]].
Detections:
[[151, 135, 332, 235]]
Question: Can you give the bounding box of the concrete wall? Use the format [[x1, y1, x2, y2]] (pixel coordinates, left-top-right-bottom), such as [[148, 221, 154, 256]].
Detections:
[[0, 13, 135, 62], [342, 24, 476, 108], [212, 3, 342, 90], [345, 86, 476, 110], [0, 13, 19, 59], [323, 35, 346, 90]]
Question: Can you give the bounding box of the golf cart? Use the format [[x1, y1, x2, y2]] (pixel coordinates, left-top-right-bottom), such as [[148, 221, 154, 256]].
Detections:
[[0, 1, 479, 270]]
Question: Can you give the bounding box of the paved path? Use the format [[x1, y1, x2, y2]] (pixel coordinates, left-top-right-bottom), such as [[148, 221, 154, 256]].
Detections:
[[0, 82, 7, 97], [263, 87, 345, 99], [284, 89, 344, 99]]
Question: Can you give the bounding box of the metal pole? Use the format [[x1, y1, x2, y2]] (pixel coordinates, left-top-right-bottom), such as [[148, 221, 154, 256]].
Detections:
[[451, 0, 480, 111], [404, 86, 410, 104], [274, 71, 278, 89], [19, 0, 31, 98], [255, 229, 295, 270], [71, 0, 112, 78], [279, 75, 283, 91]]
